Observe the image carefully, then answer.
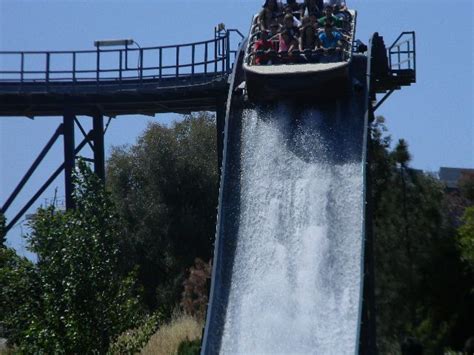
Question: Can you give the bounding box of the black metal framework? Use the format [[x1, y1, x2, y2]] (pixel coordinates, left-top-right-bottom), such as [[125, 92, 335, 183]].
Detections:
[[388, 31, 416, 75], [0, 29, 243, 92], [372, 31, 416, 110], [0, 30, 243, 235], [1, 114, 106, 234]]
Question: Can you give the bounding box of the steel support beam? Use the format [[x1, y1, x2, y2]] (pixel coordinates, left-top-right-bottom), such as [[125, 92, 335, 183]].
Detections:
[[373, 89, 395, 112], [216, 98, 226, 172], [360, 111, 377, 355], [92, 112, 105, 181], [63, 110, 76, 209], [5, 132, 92, 233], [360, 34, 378, 355], [1, 124, 63, 213]]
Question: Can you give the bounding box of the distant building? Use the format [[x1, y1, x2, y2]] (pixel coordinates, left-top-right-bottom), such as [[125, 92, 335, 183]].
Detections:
[[439, 167, 474, 189]]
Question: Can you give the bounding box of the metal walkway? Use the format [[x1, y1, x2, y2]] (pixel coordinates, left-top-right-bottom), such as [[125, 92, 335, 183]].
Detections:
[[0, 29, 243, 116], [0, 28, 243, 233]]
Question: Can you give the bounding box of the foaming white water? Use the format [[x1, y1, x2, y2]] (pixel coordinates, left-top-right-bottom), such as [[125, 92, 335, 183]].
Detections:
[[220, 107, 364, 355]]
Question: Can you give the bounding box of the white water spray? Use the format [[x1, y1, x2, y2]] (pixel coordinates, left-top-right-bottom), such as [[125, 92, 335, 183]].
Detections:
[[219, 106, 364, 355]]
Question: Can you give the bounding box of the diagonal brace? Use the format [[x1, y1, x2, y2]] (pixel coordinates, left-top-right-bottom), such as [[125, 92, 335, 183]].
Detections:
[[1, 124, 63, 214]]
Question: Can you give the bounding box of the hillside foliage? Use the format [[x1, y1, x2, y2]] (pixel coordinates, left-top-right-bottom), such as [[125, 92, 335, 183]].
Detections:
[[0, 113, 472, 353], [371, 116, 474, 353]]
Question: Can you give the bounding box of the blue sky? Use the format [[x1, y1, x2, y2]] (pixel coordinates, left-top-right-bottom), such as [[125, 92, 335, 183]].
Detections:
[[1, 0, 473, 257]]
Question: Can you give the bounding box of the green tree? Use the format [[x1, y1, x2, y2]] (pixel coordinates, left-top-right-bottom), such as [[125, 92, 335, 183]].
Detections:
[[459, 173, 474, 201], [370, 117, 473, 353], [0, 247, 38, 344], [107, 113, 218, 313], [458, 206, 474, 270], [0, 212, 6, 248], [1, 160, 143, 353]]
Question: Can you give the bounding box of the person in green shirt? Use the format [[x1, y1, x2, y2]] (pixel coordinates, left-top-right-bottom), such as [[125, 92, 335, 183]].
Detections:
[[317, 6, 343, 28]]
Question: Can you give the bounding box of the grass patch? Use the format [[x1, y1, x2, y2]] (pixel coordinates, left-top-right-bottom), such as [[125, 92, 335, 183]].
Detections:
[[141, 313, 202, 355]]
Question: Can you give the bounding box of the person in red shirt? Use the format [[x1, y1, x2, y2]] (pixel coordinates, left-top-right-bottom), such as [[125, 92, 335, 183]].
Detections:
[[253, 31, 276, 65]]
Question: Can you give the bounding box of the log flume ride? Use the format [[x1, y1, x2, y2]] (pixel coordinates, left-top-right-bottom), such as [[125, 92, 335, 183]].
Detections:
[[201, 7, 374, 352]]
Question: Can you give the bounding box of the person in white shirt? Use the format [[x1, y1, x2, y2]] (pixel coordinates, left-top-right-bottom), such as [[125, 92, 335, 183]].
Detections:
[[324, 0, 345, 5], [323, 0, 348, 15], [323, 0, 347, 8]]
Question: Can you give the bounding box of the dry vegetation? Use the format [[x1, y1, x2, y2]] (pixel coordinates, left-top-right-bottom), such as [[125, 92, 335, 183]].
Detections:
[[141, 313, 203, 355]]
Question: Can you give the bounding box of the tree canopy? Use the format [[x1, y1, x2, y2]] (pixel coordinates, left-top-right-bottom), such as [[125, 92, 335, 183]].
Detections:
[[371, 117, 474, 353], [106, 113, 218, 312]]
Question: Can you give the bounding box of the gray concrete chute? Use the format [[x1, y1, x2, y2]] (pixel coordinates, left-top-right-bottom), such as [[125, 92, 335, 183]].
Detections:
[[201, 29, 415, 354], [201, 49, 371, 355], [201, 28, 415, 354]]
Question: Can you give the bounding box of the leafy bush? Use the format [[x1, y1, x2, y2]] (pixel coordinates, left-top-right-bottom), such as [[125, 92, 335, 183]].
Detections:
[[458, 206, 474, 271], [180, 258, 211, 320], [108, 313, 162, 355], [0, 247, 38, 347], [0, 213, 6, 247], [141, 312, 202, 355], [1, 161, 143, 353]]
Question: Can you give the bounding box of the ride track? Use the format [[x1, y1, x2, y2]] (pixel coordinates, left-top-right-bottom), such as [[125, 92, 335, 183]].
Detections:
[[202, 38, 369, 354], [202, 31, 415, 354]]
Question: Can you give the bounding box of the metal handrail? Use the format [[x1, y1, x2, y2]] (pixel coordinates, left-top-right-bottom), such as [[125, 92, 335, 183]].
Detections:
[[388, 31, 416, 74], [0, 30, 242, 89]]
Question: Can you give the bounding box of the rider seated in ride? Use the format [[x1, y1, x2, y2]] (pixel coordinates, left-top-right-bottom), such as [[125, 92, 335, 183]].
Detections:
[[253, 30, 277, 65], [301, 0, 323, 18], [309, 12, 319, 27], [284, 0, 302, 14], [282, 13, 301, 38], [268, 21, 281, 37], [323, 0, 348, 12], [258, 0, 283, 31], [318, 22, 348, 61], [332, 2, 352, 26], [274, 29, 299, 63], [299, 17, 321, 61], [317, 6, 344, 29]]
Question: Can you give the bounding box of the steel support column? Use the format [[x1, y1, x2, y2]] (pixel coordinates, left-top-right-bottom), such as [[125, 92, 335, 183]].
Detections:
[[360, 35, 378, 355], [92, 112, 105, 181], [216, 98, 226, 172], [360, 107, 378, 355], [63, 109, 76, 209]]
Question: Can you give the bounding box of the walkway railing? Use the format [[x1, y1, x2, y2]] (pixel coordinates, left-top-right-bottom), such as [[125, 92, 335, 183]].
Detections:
[[388, 31, 416, 73], [0, 29, 244, 91]]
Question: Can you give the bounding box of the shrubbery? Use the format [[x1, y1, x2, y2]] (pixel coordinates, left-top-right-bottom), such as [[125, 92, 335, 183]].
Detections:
[[177, 338, 201, 355], [1, 161, 143, 353], [108, 312, 162, 355], [180, 258, 211, 321], [140, 312, 202, 355]]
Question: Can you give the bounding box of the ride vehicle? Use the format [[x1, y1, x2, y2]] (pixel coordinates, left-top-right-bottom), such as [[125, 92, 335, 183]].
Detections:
[[243, 9, 357, 102]]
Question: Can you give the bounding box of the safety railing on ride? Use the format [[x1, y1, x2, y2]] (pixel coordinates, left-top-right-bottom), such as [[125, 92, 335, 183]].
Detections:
[[388, 31, 416, 74], [245, 12, 356, 66], [0, 29, 244, 89]]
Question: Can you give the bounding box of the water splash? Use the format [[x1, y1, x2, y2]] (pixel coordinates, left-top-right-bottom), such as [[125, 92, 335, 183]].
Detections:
[[219, 106, 364, 355]]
